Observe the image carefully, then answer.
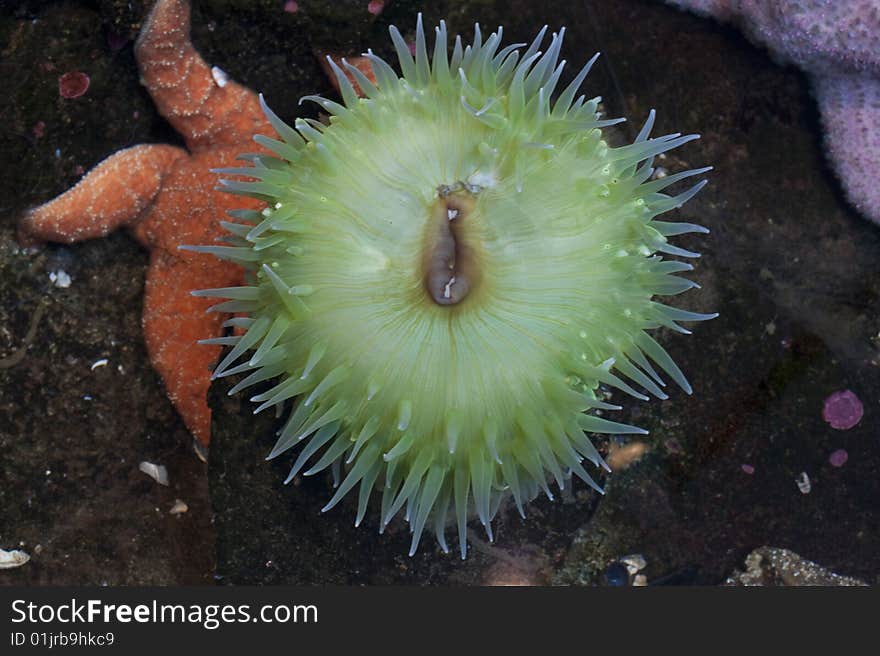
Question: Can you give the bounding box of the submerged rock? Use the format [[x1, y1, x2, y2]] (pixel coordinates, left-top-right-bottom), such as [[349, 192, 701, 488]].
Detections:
[[725, 547, 868, 586]]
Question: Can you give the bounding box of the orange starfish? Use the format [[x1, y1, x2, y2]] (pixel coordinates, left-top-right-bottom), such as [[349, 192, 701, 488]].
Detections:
[[20, 0, 377, 454], [19, 0, 274, 453]]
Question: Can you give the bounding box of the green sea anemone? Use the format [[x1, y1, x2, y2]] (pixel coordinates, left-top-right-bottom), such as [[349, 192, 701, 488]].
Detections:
[[191, 16, 715, 558]]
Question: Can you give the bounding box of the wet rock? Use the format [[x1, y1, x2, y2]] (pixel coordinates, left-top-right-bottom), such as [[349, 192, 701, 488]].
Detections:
[[725, 547, 868, 586]]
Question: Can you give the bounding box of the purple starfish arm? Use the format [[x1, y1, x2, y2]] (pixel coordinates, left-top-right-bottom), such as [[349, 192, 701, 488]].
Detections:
[[665, 0, 880, 224]]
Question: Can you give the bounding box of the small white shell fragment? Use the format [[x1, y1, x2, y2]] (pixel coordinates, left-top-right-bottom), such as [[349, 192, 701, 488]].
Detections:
[[48, 270, 71, 288], [620, 553, 647, 575], [139, 461, 169, 486], [211, 66, 229, 87], [90, 358, 109, 370], [796, 471, 811, 494], [169, 499, 189, 515], [632, 574, 648, 587], [0, 548, 30, 569]]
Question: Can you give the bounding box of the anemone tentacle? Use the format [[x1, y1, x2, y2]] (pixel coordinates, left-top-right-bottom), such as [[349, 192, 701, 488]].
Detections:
[[193, 15, 715, 558]]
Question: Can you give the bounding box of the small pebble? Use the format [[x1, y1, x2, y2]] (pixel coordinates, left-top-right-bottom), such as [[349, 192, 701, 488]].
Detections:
[[139, 461, 169, 486], [283, 0, 298, 12], [822, 390, 863, 430], [828, 449, 848, 468], [0, 548, 30, 569], [796, 471, 811, 494], [741, 463, 755, 475], [620, 554, 647, 575], [603, 561, 630, 586], [49, 270, 71, 288], [606, 441, 649, 471], [211, 66, 229, 88], [169, 499, 189, 515]]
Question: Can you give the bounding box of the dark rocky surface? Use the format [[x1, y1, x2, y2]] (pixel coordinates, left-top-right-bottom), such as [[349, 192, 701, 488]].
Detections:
[[1, 0, 878, 586]]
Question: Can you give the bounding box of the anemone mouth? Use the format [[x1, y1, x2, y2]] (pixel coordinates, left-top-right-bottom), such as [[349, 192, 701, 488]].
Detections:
[[422, 188, 481, 306], [192, 15, 715, 558]]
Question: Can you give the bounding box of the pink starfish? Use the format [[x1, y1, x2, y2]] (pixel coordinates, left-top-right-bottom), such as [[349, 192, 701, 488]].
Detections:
[[665, 0, 880, 225]]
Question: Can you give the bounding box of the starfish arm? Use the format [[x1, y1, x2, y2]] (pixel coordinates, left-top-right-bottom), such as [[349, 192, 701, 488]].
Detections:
[[134, 0, 273, 151], [19, 144, 187, 246], [814, 72, 880, 224], [143, 249, 242, 449]]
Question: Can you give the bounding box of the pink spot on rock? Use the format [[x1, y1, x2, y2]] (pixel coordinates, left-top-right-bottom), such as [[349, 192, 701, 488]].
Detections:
[[32, 121, 45, 139], [367, 1, 385, 16], [822, 390, 863, 430], [283, 1, 298, 13], [58, 71, 90, 99], [828, 449, 848, 468], [106, 31, 129, 52], [741, 464, 755, 475]]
